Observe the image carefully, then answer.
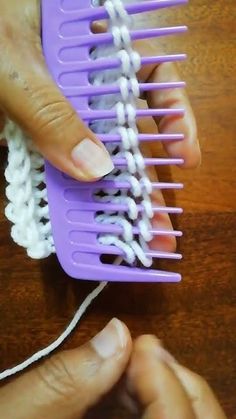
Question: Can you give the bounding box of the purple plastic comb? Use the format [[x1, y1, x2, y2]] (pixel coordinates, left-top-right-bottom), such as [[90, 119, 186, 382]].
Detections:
[[41, 0, 187, 282]]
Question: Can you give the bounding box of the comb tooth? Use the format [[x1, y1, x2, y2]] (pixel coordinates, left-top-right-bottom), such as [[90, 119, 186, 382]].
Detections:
[[69, 0, 188, 22], [113, 157, 184, 166], [152, 182, 183, 188], [64, 81, 185, 98], [79, 108, 184, 120], [129, 81, 185, 92], [65, 26, 187, 47], [70, 223, 182, 236], [138, 133, 184, 141], [152, 206, 183, 214], [146, 250, 182, 259], [141, 54, 186, 65], [74, 243, 182, 260], [65, 181, 183, 190], [67, 202, 183, 214], [99, 133, 184, 143], [128, 26, 188, 43], [60, 54, 186, 73]]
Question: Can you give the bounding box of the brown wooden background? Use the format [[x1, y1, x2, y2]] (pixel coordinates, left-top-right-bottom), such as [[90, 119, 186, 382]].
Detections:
[[0, 0, 236, 417]]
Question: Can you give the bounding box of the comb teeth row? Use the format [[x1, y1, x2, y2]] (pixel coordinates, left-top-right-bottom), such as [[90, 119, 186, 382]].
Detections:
[[42, 0, 186, 282]]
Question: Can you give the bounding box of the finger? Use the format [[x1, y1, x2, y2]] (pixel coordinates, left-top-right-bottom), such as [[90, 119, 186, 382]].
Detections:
[[0, 318, 132, 419], [134, 41, 200, 168], [127, 335, 195, 419], [136, 339, 227, 419], [169, 362, 227, 418], [0, 14, 113, 181]]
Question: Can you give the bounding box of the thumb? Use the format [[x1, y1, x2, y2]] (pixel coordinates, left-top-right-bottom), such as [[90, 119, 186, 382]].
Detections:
[[0, 17, 113, 180], [0, 318, 131, 419]]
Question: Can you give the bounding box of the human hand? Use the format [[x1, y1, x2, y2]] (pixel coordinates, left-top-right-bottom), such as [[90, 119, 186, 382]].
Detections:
[[0, 321, 226, 419], [0, 0, 114, 180], [0, 0, 200, 252], [0, 318, 132, 419]]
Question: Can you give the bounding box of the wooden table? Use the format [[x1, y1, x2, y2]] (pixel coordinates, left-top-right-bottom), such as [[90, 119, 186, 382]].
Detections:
[[0, 0, 235, 417]]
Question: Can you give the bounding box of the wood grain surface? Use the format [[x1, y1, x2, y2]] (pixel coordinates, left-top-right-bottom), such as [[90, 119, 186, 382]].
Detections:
[[0, 0, 236, 417]]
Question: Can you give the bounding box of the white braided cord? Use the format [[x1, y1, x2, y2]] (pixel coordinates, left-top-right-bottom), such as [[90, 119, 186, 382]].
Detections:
[[91, 0, 153, 267]]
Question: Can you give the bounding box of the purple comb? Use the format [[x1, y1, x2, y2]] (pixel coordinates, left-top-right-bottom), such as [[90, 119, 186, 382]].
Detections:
[[41, 0, 186, 282]]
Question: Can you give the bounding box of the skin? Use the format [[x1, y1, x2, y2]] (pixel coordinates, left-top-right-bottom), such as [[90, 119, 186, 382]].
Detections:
[[0, 320, 226, 419], [0, 2, 225, 418]]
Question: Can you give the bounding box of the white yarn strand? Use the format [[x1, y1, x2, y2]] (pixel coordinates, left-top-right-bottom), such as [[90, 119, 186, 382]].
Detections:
[[0, 281, 107, 380]]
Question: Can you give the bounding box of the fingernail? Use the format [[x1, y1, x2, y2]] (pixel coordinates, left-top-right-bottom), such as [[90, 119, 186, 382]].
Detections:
[[71, 138, 114, 178], [91, 318, 126, 359], [155, 341, 177, 364]]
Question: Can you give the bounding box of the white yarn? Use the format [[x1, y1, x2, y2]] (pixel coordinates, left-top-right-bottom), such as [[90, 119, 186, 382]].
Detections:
[[1, 120, 54, 258], [0, 281, 107, 380]]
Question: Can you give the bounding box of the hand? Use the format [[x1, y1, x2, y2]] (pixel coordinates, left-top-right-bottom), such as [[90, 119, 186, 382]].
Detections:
[[125, 335, 227, 419], [0, 0, 200, 253], [0, 319, 132, 419], [0, 320, 226, 419]]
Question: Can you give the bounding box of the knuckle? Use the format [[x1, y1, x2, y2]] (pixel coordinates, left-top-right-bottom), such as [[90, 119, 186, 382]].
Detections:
[[29, 86, 76, 138], [36, 351, 78, 403]]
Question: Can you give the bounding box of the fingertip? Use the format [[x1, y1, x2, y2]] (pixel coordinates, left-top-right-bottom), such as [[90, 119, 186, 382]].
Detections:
[[91, 318, 132, 361], [164, 135, 201, 169], [70, 137, 114, 180], [182, 139, 201, 169], [110, 318, 133, 359], [159, 111, 201, 169], [41, 133, 114, 182]]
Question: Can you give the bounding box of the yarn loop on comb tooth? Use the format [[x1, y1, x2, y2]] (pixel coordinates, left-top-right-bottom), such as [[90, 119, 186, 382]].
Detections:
[[1, 0, 187, 282], [90, 0, 154, 269]]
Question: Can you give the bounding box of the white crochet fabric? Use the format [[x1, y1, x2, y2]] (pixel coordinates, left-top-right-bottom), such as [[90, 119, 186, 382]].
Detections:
[[1, 121, 54, 258], [1, 0, 153, 267]]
